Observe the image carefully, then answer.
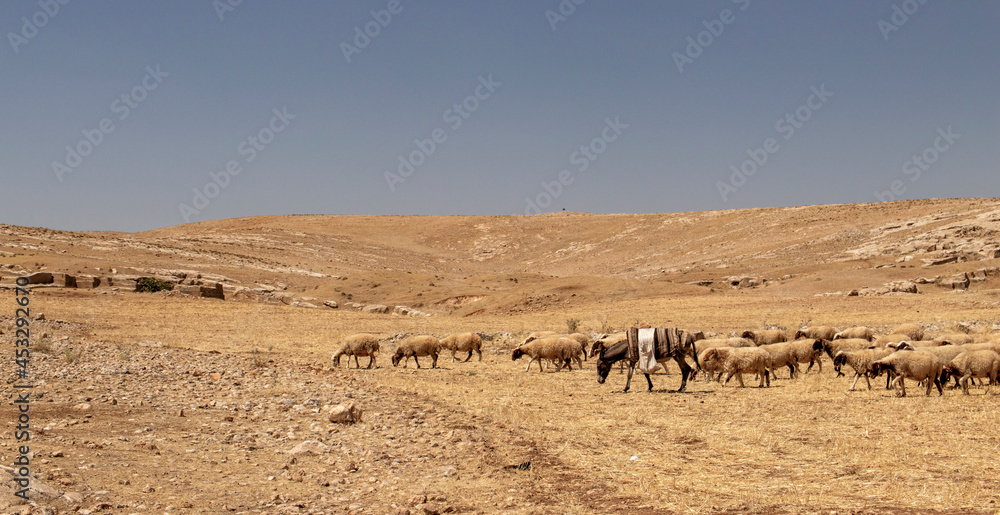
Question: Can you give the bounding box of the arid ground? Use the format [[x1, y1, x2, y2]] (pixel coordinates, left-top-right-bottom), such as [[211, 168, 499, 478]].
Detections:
[[3, 198, 1000, 514]]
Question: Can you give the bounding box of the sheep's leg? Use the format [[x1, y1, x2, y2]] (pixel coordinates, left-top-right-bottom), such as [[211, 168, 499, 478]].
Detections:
[[934, 377, 943, 396], [367, 355, 375, 369], [431, 352, 438, 369], [352, 355, 361, 369], [464, 350, 473, 362], [476, 349, 482, 362], [848, 372, 863, 391], [961, 375, 971, 395], [736, 373, 746, 388], [896, 377, 906, 397], [722, 371, 733, 387]]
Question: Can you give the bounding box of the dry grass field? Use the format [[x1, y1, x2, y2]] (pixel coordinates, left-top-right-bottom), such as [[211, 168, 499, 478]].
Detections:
[[3, 199, 1000, 514]]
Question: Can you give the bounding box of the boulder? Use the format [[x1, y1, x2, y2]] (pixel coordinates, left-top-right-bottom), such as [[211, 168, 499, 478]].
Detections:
[[176, 285, 202, 297], [362, 304, 390, 314], [328, 401, 363, 424], [941, 273, 970, 290], [323, 300, 339, 309], [58, 273, 77, 288], [287, 440, 330, 455]]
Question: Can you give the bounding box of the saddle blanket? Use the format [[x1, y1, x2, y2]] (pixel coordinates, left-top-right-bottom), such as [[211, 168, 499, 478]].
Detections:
[[637, 327, 660, 374]]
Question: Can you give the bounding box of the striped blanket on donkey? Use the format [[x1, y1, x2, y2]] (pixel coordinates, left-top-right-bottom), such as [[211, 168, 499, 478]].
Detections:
[[595, 326, 699, 393]]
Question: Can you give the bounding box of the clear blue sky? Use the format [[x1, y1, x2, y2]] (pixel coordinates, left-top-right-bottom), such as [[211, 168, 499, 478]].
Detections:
[[3, 1, 998, 231]]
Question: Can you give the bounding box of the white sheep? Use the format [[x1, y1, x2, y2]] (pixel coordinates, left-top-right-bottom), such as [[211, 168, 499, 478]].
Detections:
[[439, 332, 483, 362], [870, 349, 943, 397], [890, 323, 924, 341], [742, 329, 787, 346], [700, 347, 772, 388], [832, 347, 895, 390], [511, 336, 581, 372], [833, 326, 874, 341], [589, 332, 626, 358], [391, 335, 441, 369], [794, 326, 836, 341], [690, 338, 755, 382], [331, 333, 380, 369], [942, 350, 1000, 394]]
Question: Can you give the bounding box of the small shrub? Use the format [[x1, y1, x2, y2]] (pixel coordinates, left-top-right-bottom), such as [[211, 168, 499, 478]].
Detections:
[[136, 277, 174, 293], [566, 318, 580, 333], [63, 347, 82, 364], [35, 337, 54, 355], [252, 346, 273, 368]]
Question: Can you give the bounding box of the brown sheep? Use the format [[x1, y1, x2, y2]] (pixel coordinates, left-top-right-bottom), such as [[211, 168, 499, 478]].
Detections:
[[933, 333, 975, 345], [331, 333, 380, 369], [823, 338, 876, 375], [833, 326, 874, 341], [391, 335, 441, 369], [439, 332, 483, 362], [890, 323, 925, 342], [701, 347, 771, 388], [742, 329, 787, 346], [870, 349, 943, 397], [795, 326, 836, 341], [512, 336, 581, 372], [942, 350, 1000, 394], [833, 347, 895, 391]]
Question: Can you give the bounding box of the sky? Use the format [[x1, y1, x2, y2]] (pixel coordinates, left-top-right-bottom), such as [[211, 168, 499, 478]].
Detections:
[[2, 1, 998, 232]]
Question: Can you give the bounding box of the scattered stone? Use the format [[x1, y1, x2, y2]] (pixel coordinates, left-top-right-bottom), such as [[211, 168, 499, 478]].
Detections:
[[287, 440, 330, 455], [324, 300, 339, 309]]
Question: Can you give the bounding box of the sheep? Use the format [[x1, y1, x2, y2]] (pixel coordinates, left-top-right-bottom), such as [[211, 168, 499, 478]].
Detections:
[[519, 331, 557, 347], [832, 347, 894, 390], [688, 338, 754, 381], [700, 347, 771, 388], [833, 326, 874, 341], [890, 323, 924, 341], [941, 350, 1000, 394], [391, 335, 441, 369], [874, 333, 915, 345], [789, 338, 826, 374], [439, 332, 482, 362], [885, 339, 950, 348], [742, 329, 787, 346], [823, 338, 876, 375], [870, 349, 943, 396], [759, 339, 823, 379], [511, 336, 581, 372], [794, 326, 836, 341], [566, 332, 591, 361], [933, 333, 974, 345], [896, 343, 968, 387], [589, 333, 626, 358], [331, 333, 380, 369]]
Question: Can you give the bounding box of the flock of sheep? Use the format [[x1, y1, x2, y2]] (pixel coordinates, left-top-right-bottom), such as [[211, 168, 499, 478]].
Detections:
[[330, 323, 1000, 397]]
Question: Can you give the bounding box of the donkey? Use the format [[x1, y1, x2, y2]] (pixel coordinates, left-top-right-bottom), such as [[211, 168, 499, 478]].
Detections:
[[596, 332, 698, 393]]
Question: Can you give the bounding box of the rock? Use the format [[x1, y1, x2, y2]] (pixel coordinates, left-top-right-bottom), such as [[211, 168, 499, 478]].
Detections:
[[323, 300, 339, 309], [142, 484, 154, 493], [26, 272, 54, 284], [846, 289, 859, 296], [912, 276, 938, 284], [329, 401, 363, 424], [138, 340, 163, 347], [176, 285, 202, 296], [298, 302, 319, 309], [287, 440, 330, 455], [279, 295, 295, 305], [58, 273, 77, 288], [393, 306, 411, 316], [408, 495, 427, 507], [209, 372, 222, 382], [73, 403, 92, 411], [941, 273, 970, 290], [363, 304, 390, 314], [200, 282, 225, 300], [76, 275, 99, 288], [922, 255, 959, 266]]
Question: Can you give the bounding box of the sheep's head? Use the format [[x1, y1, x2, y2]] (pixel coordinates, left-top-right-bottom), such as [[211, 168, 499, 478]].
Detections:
[[741, 330, 755, 340], [390, 349, 403, 367], [832, 352, 847, 369], [940, 364, 958, 381], [589, 341, 605, 358], [833, 332, 845, 340], [869, 361, 891, 377], [511, 348, 524, 361], [938, 340, 953, 346], [596, 358, 613, 383], [795, 330, 807, 339], [811, 339, 824, 352], [701, 348, 722, 367]]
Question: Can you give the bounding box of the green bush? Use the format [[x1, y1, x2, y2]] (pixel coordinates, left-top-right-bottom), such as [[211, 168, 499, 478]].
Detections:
[[136, 277, 174, 293]]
